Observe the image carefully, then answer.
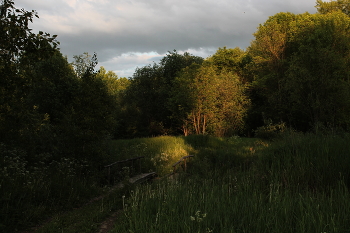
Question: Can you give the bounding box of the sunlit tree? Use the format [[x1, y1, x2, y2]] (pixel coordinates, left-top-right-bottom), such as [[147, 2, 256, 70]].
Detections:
[[316, 0, 350, 16], [247, 11, 350, 131]]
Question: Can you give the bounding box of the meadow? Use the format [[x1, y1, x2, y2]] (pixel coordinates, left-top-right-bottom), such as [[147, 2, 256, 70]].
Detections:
[[110, 133, 350, 233], [2, 132, 350, 232]]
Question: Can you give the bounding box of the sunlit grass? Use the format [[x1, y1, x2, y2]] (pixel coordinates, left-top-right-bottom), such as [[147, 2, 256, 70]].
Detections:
[[107, 136, 196, 176], [110, 133, 350, 233], [3, 133, 350, 232]]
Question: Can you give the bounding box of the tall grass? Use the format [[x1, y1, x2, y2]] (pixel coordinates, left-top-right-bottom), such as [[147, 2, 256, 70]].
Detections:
[[113, 176, 350, 233], [111, 132, 350, 233], [256, 132, 350, 192], [3, 132, 350, 232]]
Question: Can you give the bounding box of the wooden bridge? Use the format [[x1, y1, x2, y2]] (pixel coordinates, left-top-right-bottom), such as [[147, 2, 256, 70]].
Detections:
[[171, 155, 194, 175], [104, 154, 194, 185], [104, 156, 156, 185]]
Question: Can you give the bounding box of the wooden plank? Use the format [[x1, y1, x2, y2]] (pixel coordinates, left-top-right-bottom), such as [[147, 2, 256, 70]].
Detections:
[[129, 172, 157, 184], [172, 155, 194, 167], [104, 156, 145, 168], [172, 160, 183, 167], [171, 155, 194, 174]]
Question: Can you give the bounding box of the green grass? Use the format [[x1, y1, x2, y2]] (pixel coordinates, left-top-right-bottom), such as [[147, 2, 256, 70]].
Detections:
[[3, 133, 350, 232], [110, 133, 350, 233], [106, 135, 260, 177], [106, 136, 196, 176], [113, 176, 350, 233]]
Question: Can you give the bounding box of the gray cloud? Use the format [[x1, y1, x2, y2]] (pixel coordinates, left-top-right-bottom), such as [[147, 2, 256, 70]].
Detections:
[[15, 0, 317, 77]]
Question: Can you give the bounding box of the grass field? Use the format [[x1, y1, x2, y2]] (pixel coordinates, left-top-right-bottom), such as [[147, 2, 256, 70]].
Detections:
[[110, 133, 350, 233], [2, 132, 350, 232]]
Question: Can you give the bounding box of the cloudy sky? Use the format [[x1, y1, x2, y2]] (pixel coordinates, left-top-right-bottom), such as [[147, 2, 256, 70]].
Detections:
[[15, 0, 317, 77]]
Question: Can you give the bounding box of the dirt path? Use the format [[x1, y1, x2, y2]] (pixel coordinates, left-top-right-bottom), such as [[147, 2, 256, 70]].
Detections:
[[98, 209, 123, 233], [21, 174, 158, 233]]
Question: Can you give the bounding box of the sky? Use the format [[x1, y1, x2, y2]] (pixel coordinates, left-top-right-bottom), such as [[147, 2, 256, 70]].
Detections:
[[15, 0, 318, 78]]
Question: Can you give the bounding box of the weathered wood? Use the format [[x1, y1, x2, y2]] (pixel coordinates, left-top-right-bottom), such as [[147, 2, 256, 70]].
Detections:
[[104, 156, 145, 185], [172, 160, 183, 167], [172, 155, 194, 167], [172, 155, 194, 174], [129, 172, 157, 184], [104, 154, 193, 184], [104, 156, 145, 168]]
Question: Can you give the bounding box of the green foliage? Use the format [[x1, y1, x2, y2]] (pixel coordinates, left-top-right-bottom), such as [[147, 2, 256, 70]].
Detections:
[[167, 63, 200, 136], [160, 50, 204, 84], [71, 52, 93, 78], [0, 1, 65, 158], [0, 0, 59, 65], [206, 46, 246, 76], [247, 11, 350, 132], [0, 3, 121, 231], [170, 60, 250, 136], [60, 63, 118, 162], [121, 51, 204, 137], [21, 50, 79, 124], [254, 120, 288, 140], [5, 0, 350, 230], [96, 66, 130, 139], [97, 66, 130, 96], [246, 12, 296, 128], [121, 63, 166, 137], [285, 12, 350, 130], [316, 0, 350, 16], [0, 143, 101, 232]]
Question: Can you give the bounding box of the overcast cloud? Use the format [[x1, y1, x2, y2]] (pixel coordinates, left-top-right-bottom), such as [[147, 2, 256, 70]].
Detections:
[[15, 0, 317, 77]]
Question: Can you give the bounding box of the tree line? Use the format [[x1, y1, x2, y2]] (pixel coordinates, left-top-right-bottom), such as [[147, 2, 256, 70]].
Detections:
[[121, 0, 350, 137], [2, 0, 350, 165]]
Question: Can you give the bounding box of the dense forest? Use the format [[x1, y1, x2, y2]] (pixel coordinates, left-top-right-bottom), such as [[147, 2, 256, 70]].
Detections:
[[2, 0, 350, 231]]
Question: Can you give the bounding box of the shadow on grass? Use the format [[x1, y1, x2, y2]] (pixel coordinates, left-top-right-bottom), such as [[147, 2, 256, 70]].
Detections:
[[182, 134, 268, 177]]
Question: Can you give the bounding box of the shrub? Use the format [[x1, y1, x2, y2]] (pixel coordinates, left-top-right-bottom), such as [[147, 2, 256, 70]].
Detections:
[[254, 121, 287, 140]]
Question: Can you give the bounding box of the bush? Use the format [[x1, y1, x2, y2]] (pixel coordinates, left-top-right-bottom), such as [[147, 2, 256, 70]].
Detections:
[[254, 121, 287, 140], [0, 144, 101, 232]]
